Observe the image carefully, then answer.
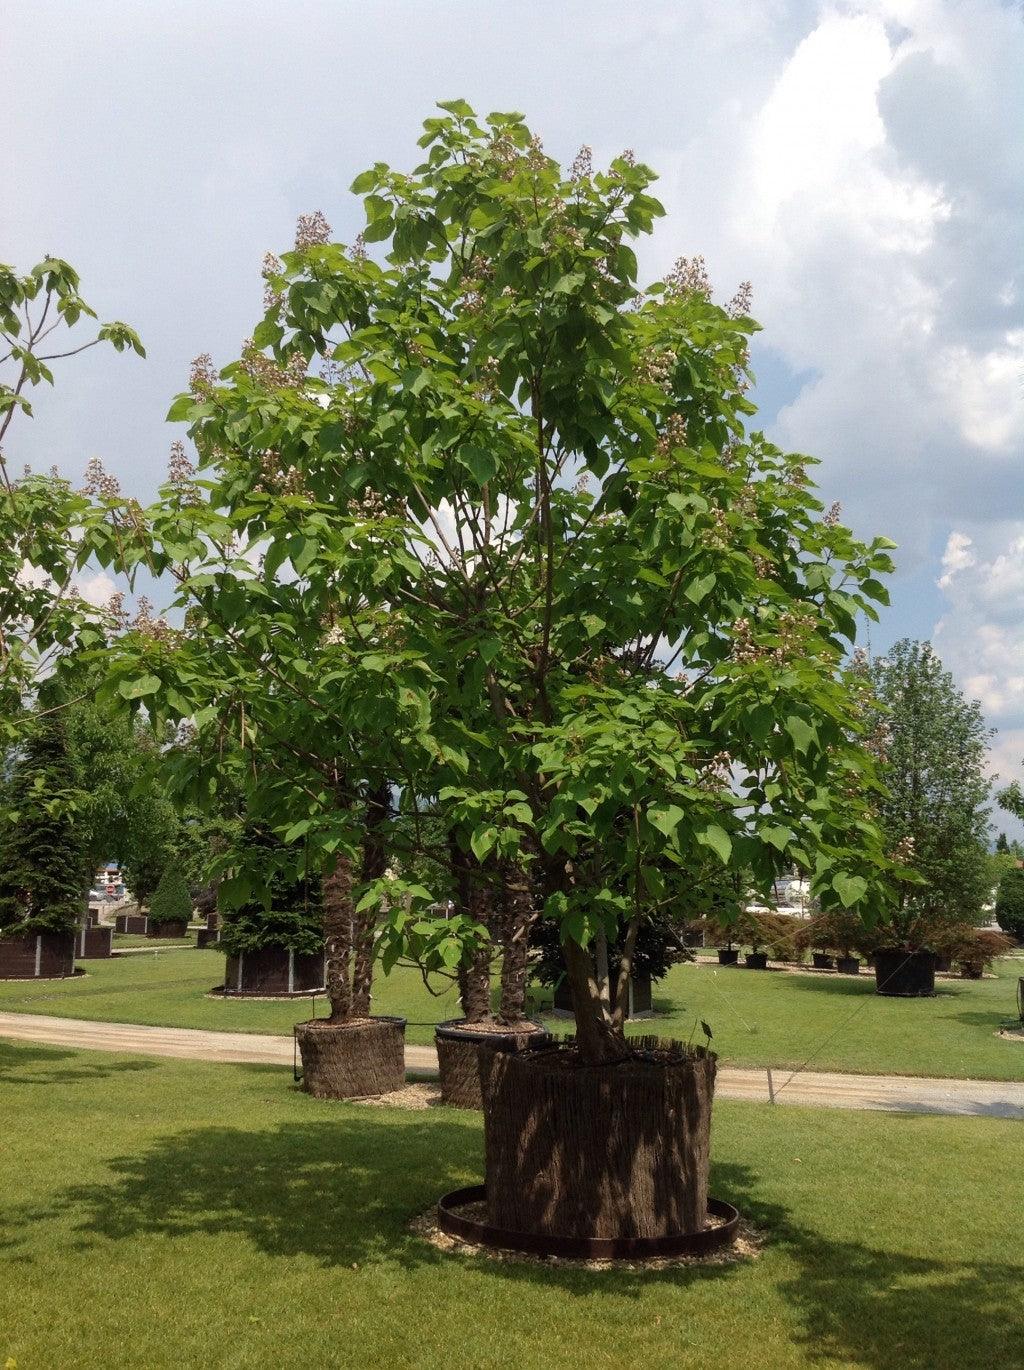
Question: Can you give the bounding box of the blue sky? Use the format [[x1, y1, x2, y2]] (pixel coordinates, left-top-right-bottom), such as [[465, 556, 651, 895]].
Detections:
[[4, 0, 1023, 820]]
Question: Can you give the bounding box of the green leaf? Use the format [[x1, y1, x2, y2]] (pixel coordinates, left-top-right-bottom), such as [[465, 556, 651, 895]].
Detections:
[[762, 825, 792, 853], [684, 573, 716, 605], [833, 873, 867, 908], [437, 98, 475, 118], [470, 825, 498, 861], [647, 804, 684, 839], [457, 444, 498, 485], [118, 674, 161, 700], [697, 824, 732, 865], [784, 715, 815, 754], [362, 215, 393, 244]]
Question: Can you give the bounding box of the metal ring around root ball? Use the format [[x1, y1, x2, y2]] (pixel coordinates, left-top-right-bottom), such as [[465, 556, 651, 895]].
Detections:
[[436, 1185, 740, 1260]]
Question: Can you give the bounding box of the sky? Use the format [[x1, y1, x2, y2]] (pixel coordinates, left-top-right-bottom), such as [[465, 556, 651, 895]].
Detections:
[[3, 0, 1023, 819]]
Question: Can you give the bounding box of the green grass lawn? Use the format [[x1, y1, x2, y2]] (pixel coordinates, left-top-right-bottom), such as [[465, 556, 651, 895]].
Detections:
[[0, 1038, 1020, 1370], [1, 947, 1022, 1080], [113, 931, 195, 948]]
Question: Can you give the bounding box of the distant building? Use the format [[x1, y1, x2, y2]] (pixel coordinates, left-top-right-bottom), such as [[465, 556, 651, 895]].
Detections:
[[90, 862, 126, 902]]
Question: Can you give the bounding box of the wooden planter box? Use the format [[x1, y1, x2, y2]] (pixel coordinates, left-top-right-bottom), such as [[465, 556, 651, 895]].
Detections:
[[76, 925, 113, 959], [482, 1041, 717, 1241], [206, 911, 221, 931], [148, 920, 189, 939], [0, 931, 76, 979], [222, 946, 325, 996], [196, 927, 221, 949], [551, 972, 653, 1018], [115, 914, 149, 935]]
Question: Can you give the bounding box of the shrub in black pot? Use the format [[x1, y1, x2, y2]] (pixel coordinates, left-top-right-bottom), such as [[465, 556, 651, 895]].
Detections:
[[533, 906, 689, 1013], [745, 951, 768, 970], [874, 948, 936, 997], [717, 946, 739, 965], [995, 866, 1024, 945], [836, 955, 860, 975]]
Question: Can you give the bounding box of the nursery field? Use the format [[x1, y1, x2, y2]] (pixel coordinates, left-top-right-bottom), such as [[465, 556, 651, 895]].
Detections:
[[0, 1037, 1020, 1370], [1, 948, 1022, 1080]]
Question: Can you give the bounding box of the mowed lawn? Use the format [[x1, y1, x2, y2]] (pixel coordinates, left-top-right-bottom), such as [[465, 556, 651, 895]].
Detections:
[[0, 1038, 1021, 1370], [1, 946, 1023, 1079]]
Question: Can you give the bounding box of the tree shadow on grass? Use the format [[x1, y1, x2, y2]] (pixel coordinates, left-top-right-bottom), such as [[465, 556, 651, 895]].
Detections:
[[49, 1111, 484, 1271], [8, 1099, 1022, 1366], [783, 974, 965, 1000], [776, 1226, 1024, 1369], [0, 1039, 156, 1085]]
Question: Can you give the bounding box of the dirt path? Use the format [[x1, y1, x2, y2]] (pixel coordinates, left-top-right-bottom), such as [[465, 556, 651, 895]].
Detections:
[[2, 1010, 1022, 1118]]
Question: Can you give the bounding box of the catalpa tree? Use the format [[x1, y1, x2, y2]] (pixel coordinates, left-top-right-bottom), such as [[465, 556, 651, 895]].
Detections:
[[99, 104, 897, 1061], [0, 256, 143, 750]]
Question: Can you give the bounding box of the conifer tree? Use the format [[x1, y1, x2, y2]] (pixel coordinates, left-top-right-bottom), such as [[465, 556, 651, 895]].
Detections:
[[0, 714, 86, 935], [147, 863, 193, 929]]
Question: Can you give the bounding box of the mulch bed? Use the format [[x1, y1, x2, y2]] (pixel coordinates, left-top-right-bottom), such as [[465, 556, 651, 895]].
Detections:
[[350, 1083, 441, 1111], [410, 1202, 764, 1271]]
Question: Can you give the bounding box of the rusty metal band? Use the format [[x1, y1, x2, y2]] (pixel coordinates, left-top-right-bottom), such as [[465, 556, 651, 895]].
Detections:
[[437, 1185, 740, 1260]]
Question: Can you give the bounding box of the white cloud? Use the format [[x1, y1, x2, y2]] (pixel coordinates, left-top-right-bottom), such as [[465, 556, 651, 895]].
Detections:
[[937, 530, 974, 588], [75, 572, 116, 607]]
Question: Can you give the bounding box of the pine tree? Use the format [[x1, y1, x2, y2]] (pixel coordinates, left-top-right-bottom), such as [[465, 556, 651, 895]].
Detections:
[[147, 863, 193, 928], [0, 714, 86, 935]]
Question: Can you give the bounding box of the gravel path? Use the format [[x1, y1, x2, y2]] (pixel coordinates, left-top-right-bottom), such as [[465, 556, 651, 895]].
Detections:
[[2, 1010, 1022, 1118]]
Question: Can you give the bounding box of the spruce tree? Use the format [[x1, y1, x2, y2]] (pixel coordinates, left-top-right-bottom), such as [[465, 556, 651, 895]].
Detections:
[[0, 714, 86, 936], [147, 864, 193, 929]]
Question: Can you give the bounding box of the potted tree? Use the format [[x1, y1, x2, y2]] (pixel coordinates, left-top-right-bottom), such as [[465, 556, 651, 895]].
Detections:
[[218, 826, 324, 994], [253, 105, 892, 1244], [98, 107, 893, 1240], [0, 714, 85, 979], [994, 865, 1024, 946], [534, 905, 689, 1017], [857, 642, 995, 999], [147, 864, 193, 938], [834, 917, 864, 975], [427, 845, 551, 1110]]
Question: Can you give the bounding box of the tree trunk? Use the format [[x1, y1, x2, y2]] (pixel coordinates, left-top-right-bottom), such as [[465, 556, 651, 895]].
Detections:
[[352, 781, 389, 1016], [323, 854, 354, 1021], [562, 936, 628, 1063], [497, 858, 537, 1024], [449, 834, 493, 1023]]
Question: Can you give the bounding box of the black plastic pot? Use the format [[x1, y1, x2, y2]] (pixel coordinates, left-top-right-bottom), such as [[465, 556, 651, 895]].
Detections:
[[933, 955, 951, 973], [717, 948, 739, 966], [874, 948, 936, 997], [812, 952, 835, 970], [745, 951, 768, 970], [836, 956, 860, 975]]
